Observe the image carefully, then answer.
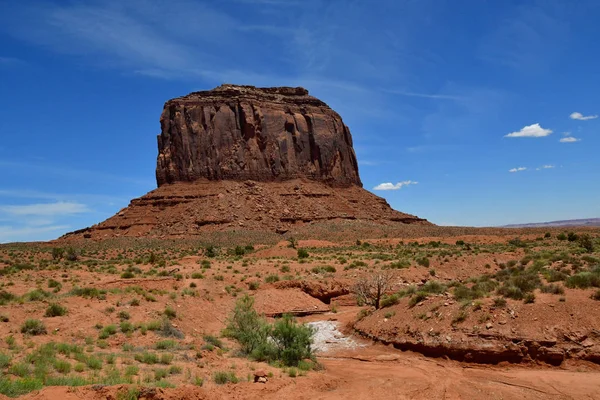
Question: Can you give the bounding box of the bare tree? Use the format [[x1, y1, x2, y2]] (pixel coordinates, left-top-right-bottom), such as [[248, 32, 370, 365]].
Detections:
[[353, 270, 395, 309]]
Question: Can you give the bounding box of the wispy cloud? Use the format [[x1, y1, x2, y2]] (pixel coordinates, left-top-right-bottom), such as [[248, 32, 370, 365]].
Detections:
[[0, 202, 90, 217], [373, 180, 418, 191], [536, 165, 555, 170], [509, 167, 527, 173], [382, 89, 463, 101], [570, 112, 598, 121], [505, 123, 552, 138], [560, 137, 581, 143]]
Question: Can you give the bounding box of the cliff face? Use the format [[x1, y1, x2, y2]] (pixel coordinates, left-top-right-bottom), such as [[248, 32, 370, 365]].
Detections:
[[156, 85, 361, 187]]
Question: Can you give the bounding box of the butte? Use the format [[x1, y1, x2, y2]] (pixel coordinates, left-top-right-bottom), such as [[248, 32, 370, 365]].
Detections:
[[63, 84, 430, 240]]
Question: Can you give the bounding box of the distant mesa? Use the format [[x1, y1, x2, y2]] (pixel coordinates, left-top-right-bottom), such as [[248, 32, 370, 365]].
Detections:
[[62, 84, 430, 240]]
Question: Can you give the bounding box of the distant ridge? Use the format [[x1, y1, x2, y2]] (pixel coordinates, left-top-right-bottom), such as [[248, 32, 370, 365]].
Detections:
[[502, 218, 600, 228]]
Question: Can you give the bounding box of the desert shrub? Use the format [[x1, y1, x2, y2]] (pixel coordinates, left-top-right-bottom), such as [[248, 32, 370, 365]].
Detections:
[[297, 249, 309, 259], [155, 340, 178, 350], [420, 281, 446, 294], [380, 294, 400, 308], [223, 295, 270, 356], [492, 297, 507, 307], [591, 290, 600, 301], [567, 232, 579, 242], [134, 352, 158, 364], [223, 295, 314, 366], [234, 246, 245, 256], [118, 311, 130, 320], [159, 353, 173, 365], [203, 335, 224, 349], [557, 233, 567, 241], [65, 247, 78, 262], [70, 287, 106, 300], [541, 284, 565, 295], [544, 232, 552, 238], [164, 306, 177, 319], [213, 371, 238, 385], [20, 319, 46, 335], [384, 260, 410, 269], [120, 271, 135, 279], [497, 285, 523, 300], [543, 269, 569, 282], [205, 246, 218, 258], [408, 292, 428, 307], [565, 271, 600, 289], [191, 272, 204, 279], [270, 315, 314, 367], [0, 353, 11, 369], [579, 234, 595, 253], [453, 285, 482, 301], [52, 247, 64, 261], [264, 274, 279, 283], [248, 281, 260, 290], [53, 359, 71, 374], [451, 310, 468, 324], [0, 290, 16, 305], [45, 303, 67, 317], [416, 257, 430, 267], [523, 293, 536, 304], [157, 319, 184, 339], [23, 289, 52, 302], [311, 265, 336, 274], [120, 321, 134, 333]]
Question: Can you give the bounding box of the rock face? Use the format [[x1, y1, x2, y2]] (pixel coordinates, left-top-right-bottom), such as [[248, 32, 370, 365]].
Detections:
[[156, 85, 361, 187]]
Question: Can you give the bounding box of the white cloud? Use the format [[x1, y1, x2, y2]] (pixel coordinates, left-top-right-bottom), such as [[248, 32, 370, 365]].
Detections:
[[0, 202, 90, 216], [570, 112, 598, 121], [536, 165, 555, 170], [505, 123, 552, 138], [0, 225, 70, 244], [560, 137, 581, 143], [509, 167, 527, 173], [373, 181, 418, 191]]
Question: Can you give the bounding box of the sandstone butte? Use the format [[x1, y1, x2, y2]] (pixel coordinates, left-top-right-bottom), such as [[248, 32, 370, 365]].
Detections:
[[63, 84, 431, 240]]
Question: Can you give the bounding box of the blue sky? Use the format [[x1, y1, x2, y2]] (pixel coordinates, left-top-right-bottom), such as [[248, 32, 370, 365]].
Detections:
[[1, 0, 599, 242]]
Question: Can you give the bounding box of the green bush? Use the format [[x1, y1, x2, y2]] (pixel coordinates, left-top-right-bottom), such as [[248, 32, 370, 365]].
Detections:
[[416, 257, 430, 267], [380, 294, 399, 308], [408, 292, 428, 307], [579, 234, 595, 253], [541, 284, 565, 295], [164, 306, 177, 319], [223, 295, 314, 366], [20, 319, 46, 335], [52, 248, 64, 261], [213, 371, 238, 385], [45, 303, 67, 317], [565, 271, 600, 289], [297, 249, 309, 259], [0, 353, 11, 369], [264, 274, 279, 283], [591, 290, 600, 301], [567, 232, 579, 242], [557, 233, 567, 241], [270, 315, 314, 367]]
